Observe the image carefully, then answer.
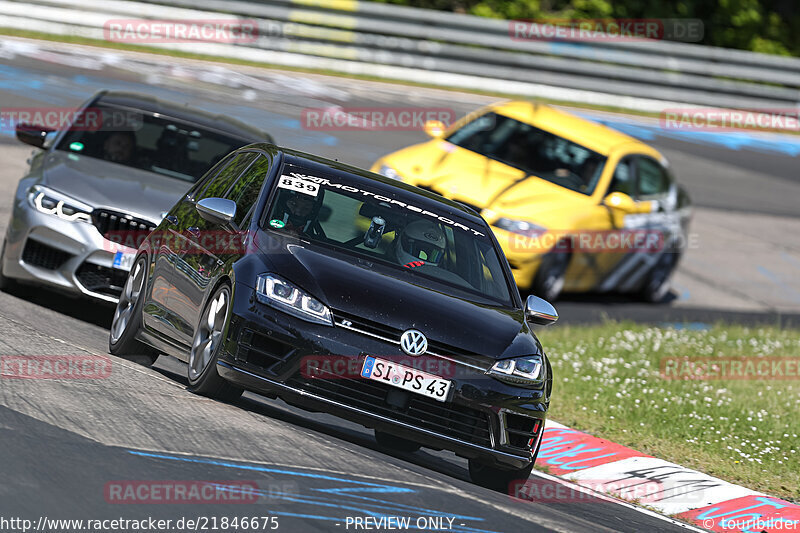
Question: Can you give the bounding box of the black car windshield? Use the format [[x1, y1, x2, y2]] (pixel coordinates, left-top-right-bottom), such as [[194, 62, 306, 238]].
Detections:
[[55, 104, 251, 182], [263, 165, 514, 306], [446, 112, 607, 195]]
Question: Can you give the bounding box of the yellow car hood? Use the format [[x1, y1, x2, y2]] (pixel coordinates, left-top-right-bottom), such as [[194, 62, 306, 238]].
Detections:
[[392, 141, 592, 223]]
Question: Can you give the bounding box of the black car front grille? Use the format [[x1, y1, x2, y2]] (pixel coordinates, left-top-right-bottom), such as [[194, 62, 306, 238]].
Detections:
[[503, 412, 542, 451], [21, 240, 73, 270], [286, 371, 493, 447], [333, 309, 491, 370], [92, 209, 156, 243], [75, 263, 128, 297], [236, 328, 296, 375]]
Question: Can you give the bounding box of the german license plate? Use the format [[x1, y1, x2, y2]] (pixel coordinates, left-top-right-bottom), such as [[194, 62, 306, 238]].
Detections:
[[112, 251, 135, 271], [361, 356, 451, 402]]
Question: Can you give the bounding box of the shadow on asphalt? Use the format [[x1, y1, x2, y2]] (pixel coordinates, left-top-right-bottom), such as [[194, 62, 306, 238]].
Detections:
[[150, 353, 473, 485], [0, 283, 115, 328]]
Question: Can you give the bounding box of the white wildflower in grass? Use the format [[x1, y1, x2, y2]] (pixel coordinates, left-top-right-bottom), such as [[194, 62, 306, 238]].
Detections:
[[540, 322, 800, 502]]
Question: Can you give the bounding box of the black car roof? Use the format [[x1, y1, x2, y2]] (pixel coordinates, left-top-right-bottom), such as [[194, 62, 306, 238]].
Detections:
[[244, 144, 487, 224], [93, 90, 272, 142]]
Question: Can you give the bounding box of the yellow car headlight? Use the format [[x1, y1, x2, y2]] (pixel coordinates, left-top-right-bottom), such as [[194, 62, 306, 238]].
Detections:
[[378, 164, 403, 181], [493, 218, 546, 238]]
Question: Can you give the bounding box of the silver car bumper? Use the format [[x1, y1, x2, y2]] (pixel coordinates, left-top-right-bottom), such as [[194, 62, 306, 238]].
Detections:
[[1, 195, 134, 304]]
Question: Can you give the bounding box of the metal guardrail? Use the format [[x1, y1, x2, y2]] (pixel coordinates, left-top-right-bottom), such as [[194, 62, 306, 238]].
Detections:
[[1, 0, 798, 112]]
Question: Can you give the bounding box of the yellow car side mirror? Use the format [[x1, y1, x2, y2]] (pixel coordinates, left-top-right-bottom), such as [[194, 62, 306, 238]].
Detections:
[[603, 192, 638, 213], [423, 120, 446, 138]]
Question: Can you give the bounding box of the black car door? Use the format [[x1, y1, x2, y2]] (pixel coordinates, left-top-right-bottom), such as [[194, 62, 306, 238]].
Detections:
[[143, 153, 236, 338], [167, 151, 269, 347]]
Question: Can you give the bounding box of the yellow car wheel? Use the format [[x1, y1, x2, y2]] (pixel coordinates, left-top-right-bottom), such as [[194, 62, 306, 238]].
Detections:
[[532, 247, 571, 301], [640, 253, 677, 303]]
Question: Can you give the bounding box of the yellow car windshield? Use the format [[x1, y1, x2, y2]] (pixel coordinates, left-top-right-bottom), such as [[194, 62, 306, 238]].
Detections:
[[446, 112, 607, 195]]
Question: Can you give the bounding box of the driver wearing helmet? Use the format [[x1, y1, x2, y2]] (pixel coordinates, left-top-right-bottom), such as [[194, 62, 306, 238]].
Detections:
[[278, 192, 317, 235], [395, 220, 446, 268]]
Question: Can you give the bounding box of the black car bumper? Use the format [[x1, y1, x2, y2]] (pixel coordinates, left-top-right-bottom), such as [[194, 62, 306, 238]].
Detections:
[[217, 284, 549, 470]]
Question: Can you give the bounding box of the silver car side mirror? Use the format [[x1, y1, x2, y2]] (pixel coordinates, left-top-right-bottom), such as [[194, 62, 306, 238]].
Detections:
[[196, 197, 237, 226], [524, 295, 558, 326]]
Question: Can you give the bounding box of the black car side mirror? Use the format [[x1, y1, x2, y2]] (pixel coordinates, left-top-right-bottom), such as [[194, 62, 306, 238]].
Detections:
[[524, 295, 558, 326], [16, 123, 53, 149], [196, 197, 237, 226]]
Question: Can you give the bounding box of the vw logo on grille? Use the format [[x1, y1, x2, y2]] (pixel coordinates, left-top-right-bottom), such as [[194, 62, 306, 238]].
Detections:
[[400, 329, 427, 356]]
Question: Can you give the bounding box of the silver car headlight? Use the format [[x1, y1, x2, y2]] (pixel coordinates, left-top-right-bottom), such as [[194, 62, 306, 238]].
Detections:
[[487, 354, 546, 387], [256, 273, 332, 326], [378, 164, 403, 181], [493, 218, 546, 238], [27, 185, 92, 223]]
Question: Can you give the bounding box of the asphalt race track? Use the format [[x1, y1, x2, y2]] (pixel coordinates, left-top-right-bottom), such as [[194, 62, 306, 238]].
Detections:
[[0, 283, 696, 532], [0, 37, 798, 531]]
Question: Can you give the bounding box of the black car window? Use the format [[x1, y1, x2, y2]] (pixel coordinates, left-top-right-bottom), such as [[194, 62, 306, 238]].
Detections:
[[224, 154, 272, 227], [636, 157, 671, 198], [186, 152, 236, 201], [56, 103, 254, 182], [607, 157, 635, 197], [263, 165, 513, 306], [197, 152, 258, 201], [446, 112, 607, 195]]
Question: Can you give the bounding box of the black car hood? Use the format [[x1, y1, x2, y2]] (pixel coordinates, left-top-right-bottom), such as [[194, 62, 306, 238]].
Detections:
[[255, 234, 540, 360], [40, 150, 192, 223]]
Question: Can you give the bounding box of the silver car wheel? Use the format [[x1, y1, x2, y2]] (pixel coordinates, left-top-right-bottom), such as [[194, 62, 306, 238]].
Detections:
[[110, 259, 144, 344], [189, 288, 228, 381]]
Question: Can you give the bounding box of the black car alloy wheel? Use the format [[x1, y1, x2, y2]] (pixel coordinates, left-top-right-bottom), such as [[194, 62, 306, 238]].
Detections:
[[187, 283, 243, 402], [109, 255, 158, 366]]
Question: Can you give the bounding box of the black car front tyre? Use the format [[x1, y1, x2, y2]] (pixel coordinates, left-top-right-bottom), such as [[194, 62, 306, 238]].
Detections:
[[468, 459, 534, 493], [109, 255, 158, 366], [187, 283, 243, 402]]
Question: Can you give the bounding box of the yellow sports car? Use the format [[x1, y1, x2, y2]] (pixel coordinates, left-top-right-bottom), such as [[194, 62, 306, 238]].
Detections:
[[372, 101, 692, 302]]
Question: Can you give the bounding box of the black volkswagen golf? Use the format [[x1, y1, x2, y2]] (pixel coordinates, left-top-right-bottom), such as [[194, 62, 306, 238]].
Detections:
[[109, 144, 558, 491]]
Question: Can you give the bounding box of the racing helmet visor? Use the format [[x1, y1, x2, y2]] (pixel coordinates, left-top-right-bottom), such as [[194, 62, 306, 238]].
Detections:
[[401, 233, 444, 263]]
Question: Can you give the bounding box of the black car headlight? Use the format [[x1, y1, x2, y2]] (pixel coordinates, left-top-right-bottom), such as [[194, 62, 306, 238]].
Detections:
[[487, 355, 546, 387], [256, 274, 332, 326], [27, 185, 92, 223]]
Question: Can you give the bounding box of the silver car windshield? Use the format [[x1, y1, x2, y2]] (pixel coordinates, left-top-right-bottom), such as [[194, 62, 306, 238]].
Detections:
[[55, 104, 250, 183]]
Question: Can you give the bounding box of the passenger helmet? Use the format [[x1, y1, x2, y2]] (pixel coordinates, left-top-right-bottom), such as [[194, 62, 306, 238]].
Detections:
[[396, 220, 446, 266]]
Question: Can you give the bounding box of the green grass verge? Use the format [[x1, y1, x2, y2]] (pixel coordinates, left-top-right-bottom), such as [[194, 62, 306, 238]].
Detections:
[[540, 322, 800, 503]]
